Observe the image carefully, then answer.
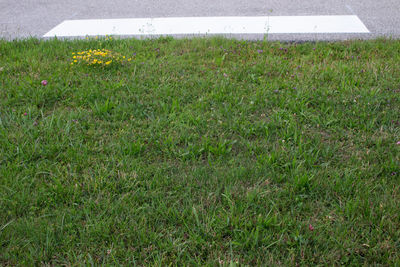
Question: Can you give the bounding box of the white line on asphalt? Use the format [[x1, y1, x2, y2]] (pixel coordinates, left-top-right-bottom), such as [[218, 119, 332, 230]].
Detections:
[[43, 15, 369, 37]]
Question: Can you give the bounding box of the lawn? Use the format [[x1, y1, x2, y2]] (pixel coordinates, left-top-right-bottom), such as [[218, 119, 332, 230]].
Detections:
[[0, 37, 399, 265]]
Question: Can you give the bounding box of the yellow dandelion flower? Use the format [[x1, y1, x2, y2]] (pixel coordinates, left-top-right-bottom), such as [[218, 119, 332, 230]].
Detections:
[[105, 60, 112, 65], [74, 60, 77, 62]]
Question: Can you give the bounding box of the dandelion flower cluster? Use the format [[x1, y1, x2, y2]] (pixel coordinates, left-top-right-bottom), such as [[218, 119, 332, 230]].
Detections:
[[70, 49, 132, 66]]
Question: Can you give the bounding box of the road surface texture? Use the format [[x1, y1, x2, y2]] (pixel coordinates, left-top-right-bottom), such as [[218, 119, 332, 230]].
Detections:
[[1, 0, 399, 41]]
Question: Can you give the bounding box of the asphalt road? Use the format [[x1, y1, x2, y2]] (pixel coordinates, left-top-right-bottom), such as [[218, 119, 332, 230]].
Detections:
[[1, 0, 400, 41]]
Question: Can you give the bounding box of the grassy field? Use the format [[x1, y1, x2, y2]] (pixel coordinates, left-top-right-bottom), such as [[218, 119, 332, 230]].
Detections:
[[0, 37, 399, 265]]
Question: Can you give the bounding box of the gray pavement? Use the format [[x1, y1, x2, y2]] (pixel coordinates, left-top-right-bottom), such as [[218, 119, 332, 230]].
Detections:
[[1, 0, 400, 41]]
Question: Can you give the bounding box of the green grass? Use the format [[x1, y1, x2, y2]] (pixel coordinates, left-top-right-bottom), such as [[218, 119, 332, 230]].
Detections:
[[0, 37, 399, 265]]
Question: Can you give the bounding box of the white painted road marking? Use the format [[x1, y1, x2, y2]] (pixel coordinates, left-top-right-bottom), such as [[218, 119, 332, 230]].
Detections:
[[43, 15, 369, 37]]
